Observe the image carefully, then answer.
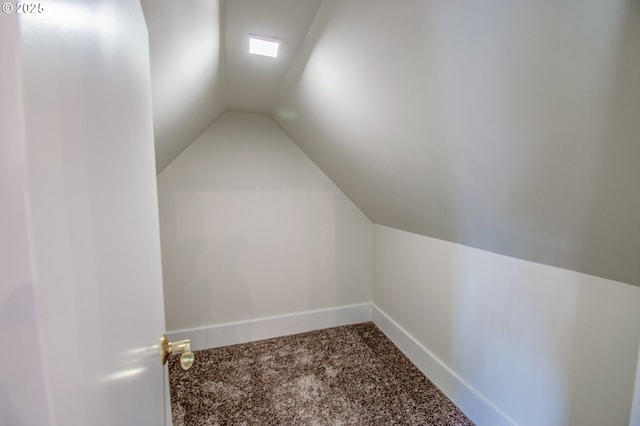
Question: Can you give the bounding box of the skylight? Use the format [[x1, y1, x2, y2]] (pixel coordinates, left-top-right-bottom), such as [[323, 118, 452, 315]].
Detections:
[[249, 35, 280, 58]]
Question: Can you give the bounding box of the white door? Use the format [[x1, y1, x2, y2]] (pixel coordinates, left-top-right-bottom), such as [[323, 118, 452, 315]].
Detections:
[[1, 2, 169, 425]]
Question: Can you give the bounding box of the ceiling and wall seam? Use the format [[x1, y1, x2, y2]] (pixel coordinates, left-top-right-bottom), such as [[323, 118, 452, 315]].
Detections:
[[146, 0, 640, 287], [269, 115, 374, 224], [268, 0, 335, 114]]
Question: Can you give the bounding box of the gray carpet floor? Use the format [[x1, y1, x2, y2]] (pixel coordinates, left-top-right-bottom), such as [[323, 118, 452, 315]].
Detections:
[[169, 322, 475, 425]]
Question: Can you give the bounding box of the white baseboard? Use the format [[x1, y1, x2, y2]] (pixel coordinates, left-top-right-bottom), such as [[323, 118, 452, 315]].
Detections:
[[371, 305, 516, 426], [167, 303, 513, 426], [166, 303, 372, 351]]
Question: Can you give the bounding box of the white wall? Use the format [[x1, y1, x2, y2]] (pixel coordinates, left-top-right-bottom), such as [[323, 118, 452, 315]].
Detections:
[[632, 342, 640, 426], [157, 112, 372, 332], [373, 225, 640, 426], [141, 0, 227, 173], [273, 0, 640, 287]]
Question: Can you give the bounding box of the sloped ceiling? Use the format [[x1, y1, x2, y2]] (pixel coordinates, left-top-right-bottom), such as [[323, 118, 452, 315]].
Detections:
[[141, 0, 227, 172], [143, 0, 320, 171], [224, 0, 321, 113], [145, 0, 640, 286]]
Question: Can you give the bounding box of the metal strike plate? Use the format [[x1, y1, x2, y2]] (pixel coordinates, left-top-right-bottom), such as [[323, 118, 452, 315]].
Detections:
[[162, 334, 195, 370]]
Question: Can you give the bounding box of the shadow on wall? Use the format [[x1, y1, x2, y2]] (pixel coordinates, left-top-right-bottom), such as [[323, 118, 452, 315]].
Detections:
[[565, 3, 640, 423], [439, 2, 640, 425], [449, 253, 578, 426], [141, 0, 228, 173], [172, 232, 253, 333], [425, 0, 640, 287], [159, 187, 256, 330], [212, 236, 253, 327], [156, 113, 371, 333], [0, 283, 51, 425], [581, 0, 640, 287], [449, 251, 640, 426]]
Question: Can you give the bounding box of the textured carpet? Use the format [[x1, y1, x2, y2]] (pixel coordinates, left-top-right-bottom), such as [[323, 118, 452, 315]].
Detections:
[[169, 322, 475, 425]]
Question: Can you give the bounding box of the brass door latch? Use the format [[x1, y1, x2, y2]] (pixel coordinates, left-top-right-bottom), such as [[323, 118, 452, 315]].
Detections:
[[161, 335, 195, 370]]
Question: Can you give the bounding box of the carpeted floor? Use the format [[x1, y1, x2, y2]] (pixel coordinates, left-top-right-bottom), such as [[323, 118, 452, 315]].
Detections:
[[169, 322, 474, 425]]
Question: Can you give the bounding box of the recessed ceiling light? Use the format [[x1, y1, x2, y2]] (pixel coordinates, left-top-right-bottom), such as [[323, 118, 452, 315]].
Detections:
[[249, 35, 280, 58]]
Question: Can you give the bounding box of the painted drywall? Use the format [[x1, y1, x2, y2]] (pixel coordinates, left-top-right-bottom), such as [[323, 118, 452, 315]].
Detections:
[[273, 0, 640, 286], [632, 343, 640, 426], [157, 112, 372, 332], [373, 224, 640, 426], [141, 0, 227, 173], [0, 12, 52, 426], [223, 0, 321, 113], [16, 2, 167, 424]]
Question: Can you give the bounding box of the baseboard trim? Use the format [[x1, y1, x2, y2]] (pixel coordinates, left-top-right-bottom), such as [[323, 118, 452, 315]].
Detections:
[[167, 303, 513, 426], [371, 305, 516, 426], [166, 303, 372, 351]]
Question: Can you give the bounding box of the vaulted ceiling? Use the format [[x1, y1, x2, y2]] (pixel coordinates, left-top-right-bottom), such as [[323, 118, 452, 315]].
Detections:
[[142, 0, 640, 287]]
